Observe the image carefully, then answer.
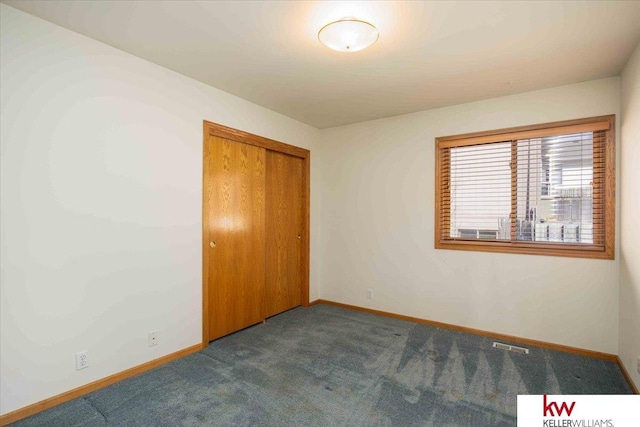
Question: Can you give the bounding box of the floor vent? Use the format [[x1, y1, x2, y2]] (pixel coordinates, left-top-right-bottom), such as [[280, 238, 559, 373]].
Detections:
[[492, 342, 529, 354]]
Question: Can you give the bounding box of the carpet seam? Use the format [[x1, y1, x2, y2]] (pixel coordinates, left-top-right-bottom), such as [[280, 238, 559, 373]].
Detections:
[[82, 396, 108, 424]]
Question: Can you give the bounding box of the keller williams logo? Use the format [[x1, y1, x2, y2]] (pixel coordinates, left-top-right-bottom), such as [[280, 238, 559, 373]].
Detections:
[[543, 395, 576, 417]]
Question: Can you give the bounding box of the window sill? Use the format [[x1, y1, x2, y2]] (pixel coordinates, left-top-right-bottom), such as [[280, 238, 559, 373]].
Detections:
[[435, 239, 614, 260]]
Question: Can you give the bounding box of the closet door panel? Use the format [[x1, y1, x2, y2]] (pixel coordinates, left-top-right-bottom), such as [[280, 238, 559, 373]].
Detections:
[[205, 135, 266, 341], [265, 151, 303, 317]]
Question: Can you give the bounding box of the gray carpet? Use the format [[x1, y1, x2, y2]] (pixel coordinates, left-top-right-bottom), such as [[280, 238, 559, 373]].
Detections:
[[10, 304, 633, 426]]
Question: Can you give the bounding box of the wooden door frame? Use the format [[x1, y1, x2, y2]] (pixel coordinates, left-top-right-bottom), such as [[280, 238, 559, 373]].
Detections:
[[202, 120, 311, 347]]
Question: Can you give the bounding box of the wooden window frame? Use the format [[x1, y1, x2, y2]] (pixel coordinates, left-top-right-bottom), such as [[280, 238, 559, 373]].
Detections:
[[435, 115, 615, 259]]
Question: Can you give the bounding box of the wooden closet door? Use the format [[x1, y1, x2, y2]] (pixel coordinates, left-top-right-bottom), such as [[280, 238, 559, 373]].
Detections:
[[265, 151, 303, 317], [204, 135, 266, 341]]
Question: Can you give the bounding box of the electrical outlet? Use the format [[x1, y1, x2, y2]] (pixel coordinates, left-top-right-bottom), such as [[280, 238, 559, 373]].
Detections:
[[148, 331, 158, 347], [76, 351, 88, 370], [367, 289, 373, 299]]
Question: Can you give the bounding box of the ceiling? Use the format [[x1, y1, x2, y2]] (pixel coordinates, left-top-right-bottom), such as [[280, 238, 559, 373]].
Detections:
[[4, 1, 640, 129]]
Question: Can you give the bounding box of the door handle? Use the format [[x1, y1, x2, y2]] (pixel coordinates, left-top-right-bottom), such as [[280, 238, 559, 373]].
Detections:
[[209, 241, 216, 248]]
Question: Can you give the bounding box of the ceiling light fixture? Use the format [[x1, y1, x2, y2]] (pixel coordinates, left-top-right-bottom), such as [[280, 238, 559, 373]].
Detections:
[[318, 18, 379, 53]]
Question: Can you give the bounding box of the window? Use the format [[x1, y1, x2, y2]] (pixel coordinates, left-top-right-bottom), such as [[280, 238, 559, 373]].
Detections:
[[435, 116, 615, 259]]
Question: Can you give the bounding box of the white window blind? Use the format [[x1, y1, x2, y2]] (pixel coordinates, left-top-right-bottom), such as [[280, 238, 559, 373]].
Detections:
[[448, 142, 511, 240], [514, 132, 602, 245]]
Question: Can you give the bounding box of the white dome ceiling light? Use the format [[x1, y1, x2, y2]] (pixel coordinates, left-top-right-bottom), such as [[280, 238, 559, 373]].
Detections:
[[318, 18, 379, 53]]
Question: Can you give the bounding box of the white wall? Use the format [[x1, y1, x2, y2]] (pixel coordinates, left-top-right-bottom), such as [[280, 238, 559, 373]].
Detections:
[[620, 40, 640, 390], [318, 78, 621, 355], [0, 4, 319, 415]]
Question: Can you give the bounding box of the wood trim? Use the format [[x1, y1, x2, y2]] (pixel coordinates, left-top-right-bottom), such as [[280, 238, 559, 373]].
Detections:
[[616, 356, 640, 394], [603, 120, 616, 260], [434, 115, 615, 260], [314, 300, 619, 362], [301, 153, 311, 307], [202, 121, 210, 346], [204, 120, 309, 159], [0, 344, 203, 426], [202, 121, 311, 345], [437, 116, 611, 149], [435, 240, 612, 259], [434, 141, 443, 247]]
